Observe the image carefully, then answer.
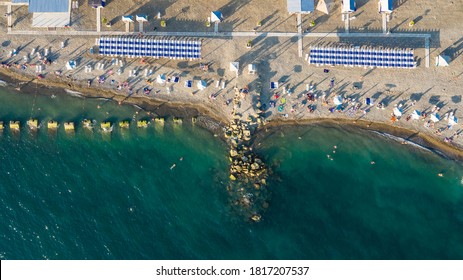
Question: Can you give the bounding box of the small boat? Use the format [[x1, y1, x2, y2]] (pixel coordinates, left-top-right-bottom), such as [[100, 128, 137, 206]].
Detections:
[[47, 121, 58, 130], [9, 121, 20, 131], [119, 120, 130, 129], [137, 120, 148, 128], [173, 117, 183, 124], [82, 119, 93, 129], [64, 122, 75, 132], [191, 117, 197, 124], [27, 119, 38, 130], [101, 121, 113, 133]]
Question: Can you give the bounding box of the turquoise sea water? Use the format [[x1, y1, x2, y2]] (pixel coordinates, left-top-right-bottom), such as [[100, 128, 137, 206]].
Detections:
[[0, 87, 462, 259]]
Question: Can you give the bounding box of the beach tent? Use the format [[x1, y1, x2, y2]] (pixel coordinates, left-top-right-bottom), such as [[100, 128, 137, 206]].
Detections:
[[316, 0, 334, 14], [287, 0, 315, 14], [378, 0, 393, 13], [122, 15, 134, 22], [248, 64, 257, 74], [448, 115, 458, 126], [156, 74, 166, 84], [411, 110, 421, 120], [341, 0, 356, 13], [430, 113, 441, 123], [393, 107, 402, 117], [435, 55, 450, 67], [66, 60, 76, 70], [211, 11, 223, 23], [333, 95, 343, 105], [230, 62, 239, 75], [197, 80, 207, 90]]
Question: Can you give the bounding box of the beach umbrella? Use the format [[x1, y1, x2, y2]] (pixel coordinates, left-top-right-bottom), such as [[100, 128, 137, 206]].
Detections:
[[411, 110, 421, 120], [448, 115, 458, 126], [333, 95, 343, 105], [393, 107, 402, 117], [197, 80, 207, 90], [229, 62, 239, 75], [430, 113, 440, 123], [156, 74, 166, 84], [211, 11, 223, 23]]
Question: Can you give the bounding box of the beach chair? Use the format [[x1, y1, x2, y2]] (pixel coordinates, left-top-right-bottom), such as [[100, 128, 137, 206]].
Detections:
[[173, 76, 179, 83], [185, 80, 192, 88]]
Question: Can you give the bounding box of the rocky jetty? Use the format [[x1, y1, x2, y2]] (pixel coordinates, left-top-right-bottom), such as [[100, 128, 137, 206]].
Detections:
[[225, 115, 270, 223]]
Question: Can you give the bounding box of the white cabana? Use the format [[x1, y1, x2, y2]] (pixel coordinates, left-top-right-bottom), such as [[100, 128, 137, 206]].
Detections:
[[411, 110, 421, 120], [66, 60, 77, 70], [136, 14, 147, 22], [248, 64, 257, 74], [122, 15, 134, 22], [430, 113, 441, 123], [197, 80, 207, 90], [393, 107, 402, 117], [211, 11, 223, 23], [435, 55, 450, 67], [378, 0, 393, 13], [156, 74, 166, 84], [448, 116, 458, 126], [287, 0, 315, 14], [316, 0, 334, 14], [341, 0, 356, 13], [333, 95, 343, 105], [230, 62, 239, 75]]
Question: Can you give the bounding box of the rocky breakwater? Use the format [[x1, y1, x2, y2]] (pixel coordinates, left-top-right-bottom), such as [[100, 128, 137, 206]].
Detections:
[[225, 117, 270, 223]]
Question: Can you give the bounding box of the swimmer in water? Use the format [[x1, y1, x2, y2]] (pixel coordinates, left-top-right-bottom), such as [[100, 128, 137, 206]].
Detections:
[[371, 161, 376, 165], [438, 173, 443, 177], [334, 145, 337, 149], [179, 157, 183, 161]]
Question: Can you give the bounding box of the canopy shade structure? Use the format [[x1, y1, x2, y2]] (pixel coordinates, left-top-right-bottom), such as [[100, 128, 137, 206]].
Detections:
[[333, 95, 343, 105], [98, 37, 202, 60], [136, 14, 148, 22], [156, 74, 166, 84], [411, 110, 421, 120], [29, 0, 69, 13], [378, 0, 393, 13], [393, 107, 402, 117], [341, 0, 356, 13], [197, 80, 207, 90], [211, 11, 223, 23], [287, 0, 314, 14], [316, 0, 334, 15], [430, 113, 440, 123], [435, 55, 450, 67], [122, 15, 134, 22], [230, 62, 239, 73]]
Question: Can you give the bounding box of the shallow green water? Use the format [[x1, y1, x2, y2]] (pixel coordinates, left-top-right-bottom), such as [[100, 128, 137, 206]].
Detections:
[[0, 86, 462, 259]]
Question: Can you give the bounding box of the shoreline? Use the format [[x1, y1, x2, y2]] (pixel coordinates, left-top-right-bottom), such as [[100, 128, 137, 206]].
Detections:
[[1, 68, 463, 162]]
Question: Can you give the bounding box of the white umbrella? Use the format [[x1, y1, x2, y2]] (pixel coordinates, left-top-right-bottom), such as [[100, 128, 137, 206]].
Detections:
[[430, 113, 440, 123], [393, 107, 402, 117], [197, 80, 207, 90], [448, 116, 458, 126], [156, 74, 166, 84], [411, 110, 421, 120], [333, 95, 343, 106], [211, 11, 223, 23]]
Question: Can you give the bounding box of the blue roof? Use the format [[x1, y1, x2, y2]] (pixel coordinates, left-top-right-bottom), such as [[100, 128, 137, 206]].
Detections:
[[28, 0, 69, 13]]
